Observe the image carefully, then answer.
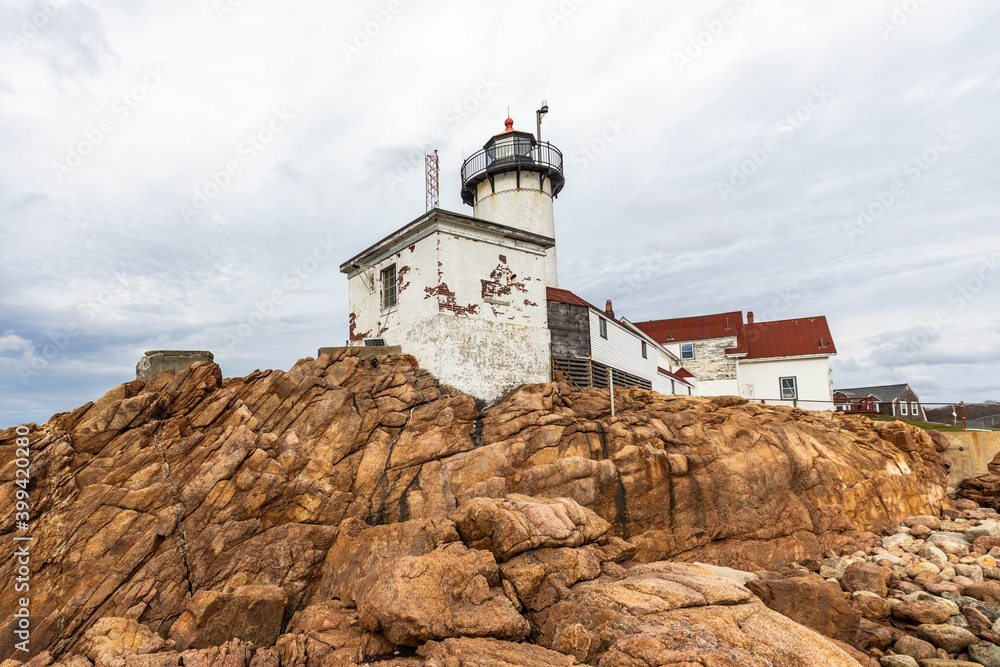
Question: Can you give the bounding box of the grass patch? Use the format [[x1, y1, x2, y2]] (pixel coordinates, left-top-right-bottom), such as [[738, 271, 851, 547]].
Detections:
[[867, 414, 968, 432]]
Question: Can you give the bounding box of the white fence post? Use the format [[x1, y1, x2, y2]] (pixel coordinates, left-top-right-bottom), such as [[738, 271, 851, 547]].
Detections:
[[609, 370, 615, 418]]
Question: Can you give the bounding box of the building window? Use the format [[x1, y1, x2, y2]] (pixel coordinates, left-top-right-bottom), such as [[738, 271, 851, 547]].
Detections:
[[599, 317, 608, 339], [900, 402, 908, 416], [681, 343, 694, 360], [780, 377, 798, 401], [911, 402, 919, 416], [381, 264, 397, 310], [641, 341, 647, 358]]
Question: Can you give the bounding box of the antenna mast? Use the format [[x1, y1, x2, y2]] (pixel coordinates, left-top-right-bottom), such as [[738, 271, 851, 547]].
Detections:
[[425, 150, 440, 211]]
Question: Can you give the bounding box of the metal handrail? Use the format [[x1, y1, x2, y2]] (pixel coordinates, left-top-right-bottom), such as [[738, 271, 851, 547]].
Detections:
[[461, 141, 564, 184]]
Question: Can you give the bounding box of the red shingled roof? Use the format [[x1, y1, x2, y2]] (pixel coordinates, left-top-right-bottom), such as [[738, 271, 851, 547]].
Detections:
[[674, 367, 695, 379], [743, 317, 836, 360], [635, 312, 836, 360], [634, 312, 748, 355], [546, 287, 603, 313]]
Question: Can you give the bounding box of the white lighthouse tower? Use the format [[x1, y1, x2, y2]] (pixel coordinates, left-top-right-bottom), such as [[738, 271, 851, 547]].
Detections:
[[460, 116, 565, 287], [339, 112, 565, 402]]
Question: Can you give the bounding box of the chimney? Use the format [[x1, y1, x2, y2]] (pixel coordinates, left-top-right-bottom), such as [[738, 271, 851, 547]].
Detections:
[[605, 300, 615, 319], [747, 311, 755, 324]]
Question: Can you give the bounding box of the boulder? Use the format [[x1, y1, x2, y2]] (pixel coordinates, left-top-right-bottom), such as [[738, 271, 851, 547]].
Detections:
[[856, 619, 897, 652], [891, 600, 952, 625], [316, 516, 460, 606], [821, 556, 852, 580], [902, 592, 960, 617], [884, 533, 916, 549], [746, 573, 860, 643], [452, 495, 610, 562], [878, 656, 918, 667], [499, 546, 603, 611], [843, 561, 888, 597], [964, 581, 1000, 603], [914, 623, 978, 652], [168, 585, 288, 651], [961, 604, 994, 634], [356, 542, 529, 645], [968, 644, 1000, 667], [893, 634, 937, 660], [953, 563, 985, 583], [904, 516, 941, 530], [531, 563, 860, 666], [690, 562, 760, 586], [966, 521, 1000, 541], [853, 591, 892, 620], [417, 637, 579, 666], [74, 617, 175, 665], [272, 599, 394, 665]]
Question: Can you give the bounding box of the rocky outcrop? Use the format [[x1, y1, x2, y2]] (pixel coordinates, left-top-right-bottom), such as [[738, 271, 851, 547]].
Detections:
[[744, 505, 1000, 664], [0, 351, 950, 663], [957, 452, 1000, 510]]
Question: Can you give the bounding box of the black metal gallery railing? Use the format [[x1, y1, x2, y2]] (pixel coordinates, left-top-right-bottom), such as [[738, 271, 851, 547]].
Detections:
[[461, 141, 563, 183], [460, 142, 565, 205]]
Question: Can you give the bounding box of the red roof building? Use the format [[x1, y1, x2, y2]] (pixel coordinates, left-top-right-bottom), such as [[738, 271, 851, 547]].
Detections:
[[743, 316, 836, 360], [545, 286, 836, 406], [634, 311, 837, 408]]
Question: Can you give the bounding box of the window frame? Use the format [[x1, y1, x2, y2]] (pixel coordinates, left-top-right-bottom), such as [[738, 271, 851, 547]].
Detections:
[[598, 317, 608, 339], [381, 264, 397, 310], [911, 402, 919, 416], [780, 377, 798, 401], [900, 402, 908, 416], [680, 343, 694, 360]]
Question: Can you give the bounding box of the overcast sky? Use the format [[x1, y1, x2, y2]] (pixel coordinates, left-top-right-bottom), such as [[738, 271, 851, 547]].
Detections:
[[1, 0, 998, 427]]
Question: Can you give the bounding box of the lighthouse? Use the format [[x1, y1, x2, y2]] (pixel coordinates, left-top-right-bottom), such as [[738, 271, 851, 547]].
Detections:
[[460, 117, 565, 287], [339, 112, 564, 402]]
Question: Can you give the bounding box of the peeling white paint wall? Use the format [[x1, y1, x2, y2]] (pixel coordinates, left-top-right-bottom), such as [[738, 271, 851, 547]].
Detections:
[[396, 316, 551, 401], [345, 215, 553, 402]]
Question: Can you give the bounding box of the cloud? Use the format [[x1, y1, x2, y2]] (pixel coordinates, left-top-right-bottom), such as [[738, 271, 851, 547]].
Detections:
[[0, 330, 34, 358], [1, 0, 998, 426], [2, 1, 116, 77]]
